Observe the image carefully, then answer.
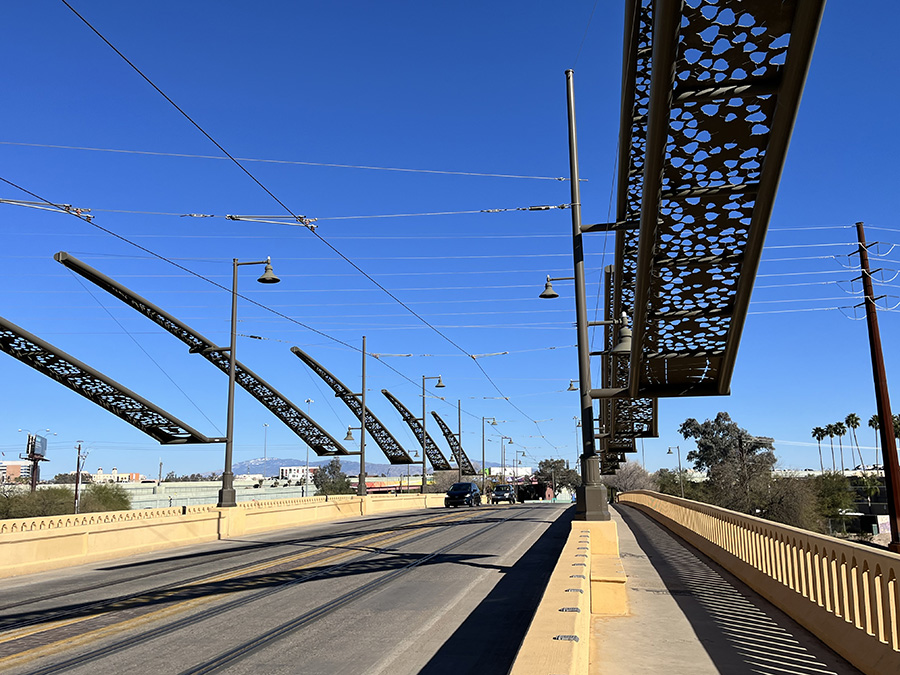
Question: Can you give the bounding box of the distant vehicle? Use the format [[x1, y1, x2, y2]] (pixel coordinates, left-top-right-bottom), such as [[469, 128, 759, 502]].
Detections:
[[491, 485, 516, 505], [445, 482, 481, 508]]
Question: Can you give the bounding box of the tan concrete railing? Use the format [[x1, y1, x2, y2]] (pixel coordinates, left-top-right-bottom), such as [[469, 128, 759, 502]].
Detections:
[[0, 493, 445, 578], [619, 490, 900, 675]]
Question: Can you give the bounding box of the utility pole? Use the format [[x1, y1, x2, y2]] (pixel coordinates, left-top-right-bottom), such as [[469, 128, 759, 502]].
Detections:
[[856, 221, 900, 553], [158, 459, 163, 485], [74, 442, 87, 514], [457, 400, 463, 482]]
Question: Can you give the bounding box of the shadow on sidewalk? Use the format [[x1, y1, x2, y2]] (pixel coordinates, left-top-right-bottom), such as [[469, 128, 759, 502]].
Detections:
[[615, 504, 860, 675]]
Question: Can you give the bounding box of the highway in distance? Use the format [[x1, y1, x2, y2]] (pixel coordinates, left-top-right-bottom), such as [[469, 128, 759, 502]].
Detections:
[[0, 502, 571, 675]]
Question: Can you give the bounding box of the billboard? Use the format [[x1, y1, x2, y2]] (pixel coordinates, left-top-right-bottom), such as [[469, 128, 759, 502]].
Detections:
[[32, 434, 48, 458]]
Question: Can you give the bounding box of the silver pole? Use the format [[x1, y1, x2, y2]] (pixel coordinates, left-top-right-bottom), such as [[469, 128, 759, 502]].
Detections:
[[358, 336, 367, 496], [421, 376, 427, 494], [217, 259, 239, 508]]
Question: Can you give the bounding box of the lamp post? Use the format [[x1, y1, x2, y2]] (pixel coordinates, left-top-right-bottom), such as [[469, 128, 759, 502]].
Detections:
[[500, 436, 513, 483], [218, 257, 280, 508], [262, 423, 269, 463], [482, 417, 498, 493], [667, 446, 684, 499], [339, 336, 369, 496], [304, 398, 313, 497], [420, 375, 445, 493]]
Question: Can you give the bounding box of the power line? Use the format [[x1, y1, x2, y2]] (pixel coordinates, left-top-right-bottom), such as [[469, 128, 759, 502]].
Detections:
[[0, 140, 573, 182]]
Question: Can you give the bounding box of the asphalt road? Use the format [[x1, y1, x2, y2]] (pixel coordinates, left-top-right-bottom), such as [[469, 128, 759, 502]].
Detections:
[[0, 502, 572, 675]]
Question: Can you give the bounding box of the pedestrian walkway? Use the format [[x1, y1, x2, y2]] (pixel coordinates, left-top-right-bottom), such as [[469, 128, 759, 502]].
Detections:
[[591, 504, 861, 674]]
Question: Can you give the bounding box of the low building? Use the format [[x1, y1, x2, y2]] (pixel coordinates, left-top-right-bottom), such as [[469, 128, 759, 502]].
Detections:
[[279, 466, 316, 482], [92, 467, 143, 483], [0, 461, 30, 482]]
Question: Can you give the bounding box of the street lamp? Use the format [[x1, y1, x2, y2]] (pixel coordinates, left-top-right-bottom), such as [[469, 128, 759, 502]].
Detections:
[[482, 417, 499, 493], [667, 446, 685, 499], [304, 398, 313, 497], [337, 336, 370, 496], [500, 436, 513, 482], [420, 375, 445, 494], [217, 257, 280, 509]]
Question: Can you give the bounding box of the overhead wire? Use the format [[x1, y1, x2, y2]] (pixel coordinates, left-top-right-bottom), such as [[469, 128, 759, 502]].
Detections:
[[0, 141, 573, 182], [31, 4, 566, 450]]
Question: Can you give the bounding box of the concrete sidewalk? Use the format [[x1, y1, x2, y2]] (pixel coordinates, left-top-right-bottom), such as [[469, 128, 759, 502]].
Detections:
[[591, 504, 861, 674]]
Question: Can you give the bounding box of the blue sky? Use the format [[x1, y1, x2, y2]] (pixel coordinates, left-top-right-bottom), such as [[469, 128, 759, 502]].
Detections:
[[1, 1, 898, 480]]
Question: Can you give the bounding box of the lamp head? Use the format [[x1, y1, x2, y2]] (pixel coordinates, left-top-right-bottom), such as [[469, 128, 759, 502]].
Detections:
[[667, 448, 673, 455], [539, 276, 559, 299], [567, 379, 577, 391], [344, 427, 355, 441], [257, 258, 280, 284], [610, 324, 632, 355], [434, 376, 445, 389]]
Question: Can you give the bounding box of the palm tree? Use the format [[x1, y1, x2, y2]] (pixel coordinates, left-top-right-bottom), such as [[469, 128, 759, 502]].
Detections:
[[845, 413, 863, 472], [834, 421, 847, 474], [811, 427, 826, 473], [869, 414, 880, 468], [825, 423, 837, 472]]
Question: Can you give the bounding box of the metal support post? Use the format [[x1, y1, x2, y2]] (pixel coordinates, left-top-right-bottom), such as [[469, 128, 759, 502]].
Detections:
[[566, 69, 609, 521]]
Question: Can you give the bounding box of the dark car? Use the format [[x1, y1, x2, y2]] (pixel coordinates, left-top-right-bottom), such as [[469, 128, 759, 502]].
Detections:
[[445, 482, 481, 507], [491, 484, 516, 505]]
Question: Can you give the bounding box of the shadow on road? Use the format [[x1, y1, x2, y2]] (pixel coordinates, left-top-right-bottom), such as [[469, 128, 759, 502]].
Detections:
[[418, 504, 574, 675]]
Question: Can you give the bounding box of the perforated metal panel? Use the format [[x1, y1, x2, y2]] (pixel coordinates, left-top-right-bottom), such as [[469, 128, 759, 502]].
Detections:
[[381, 389, 451, 471], [430, 411, 477, 475], [613, 0, 824, 398], [291, 347, 413, 464], [0, 316, 213, 445], [54, 252, 348, 456]]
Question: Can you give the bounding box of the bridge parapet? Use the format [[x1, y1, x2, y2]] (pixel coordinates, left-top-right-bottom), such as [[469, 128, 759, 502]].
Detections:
[[619, 490, 900, 674]]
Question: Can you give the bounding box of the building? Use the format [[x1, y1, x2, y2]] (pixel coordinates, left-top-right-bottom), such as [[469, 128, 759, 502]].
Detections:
[[279, 466, 316, 482], [0, 461, 30, 482], [92, 467, 143, 483]]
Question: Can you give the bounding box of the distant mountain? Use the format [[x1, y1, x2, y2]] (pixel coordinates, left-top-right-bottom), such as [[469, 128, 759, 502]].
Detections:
[[231, 457, 496, 478]]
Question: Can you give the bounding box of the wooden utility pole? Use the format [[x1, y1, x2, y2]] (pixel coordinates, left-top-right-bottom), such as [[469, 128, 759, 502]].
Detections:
[[856, 221, 900, 553]]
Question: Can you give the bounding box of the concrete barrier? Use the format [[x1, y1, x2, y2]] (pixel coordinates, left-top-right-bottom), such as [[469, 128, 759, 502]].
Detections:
[[510, 519, 625, 675], [0, 493, 445, 578], [619, 490, 900, 675]]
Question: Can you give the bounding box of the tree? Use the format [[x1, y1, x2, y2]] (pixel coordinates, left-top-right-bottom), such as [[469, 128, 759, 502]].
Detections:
[[825, 424, 837, 472], [679, 412, 775, 514], [869, 414, 880, 468], [604, 461, 655, 493], [312, 458, 352, 495], [845, 413, 863, 471], [814, 472, 854, 533], [811, 427, 826, 473], [79, 483, 131, 512], [653, 468, 708, 502], [533, 459, 581, 496], [763, 477, 820, 531], [833, 421, 847, 474]]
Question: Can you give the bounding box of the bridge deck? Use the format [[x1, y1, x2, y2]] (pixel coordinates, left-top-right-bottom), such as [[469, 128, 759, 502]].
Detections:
[[596, 504, 860, 674]]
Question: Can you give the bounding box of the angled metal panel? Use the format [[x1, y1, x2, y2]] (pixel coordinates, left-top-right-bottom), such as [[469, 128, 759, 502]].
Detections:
[[291, 347, 413, 464], [54, 251, 348, 456], [0, 315, 213, 445], [380, 389, 451, 471], [429, 411, 476, 476], [625, 0, 824, 398]]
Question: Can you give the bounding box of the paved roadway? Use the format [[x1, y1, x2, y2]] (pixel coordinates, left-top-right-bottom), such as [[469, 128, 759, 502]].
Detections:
[[0, 503, 571, 675]]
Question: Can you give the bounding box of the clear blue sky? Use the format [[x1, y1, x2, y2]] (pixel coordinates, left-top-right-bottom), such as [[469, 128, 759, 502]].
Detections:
[[1, 1, 898, 479]]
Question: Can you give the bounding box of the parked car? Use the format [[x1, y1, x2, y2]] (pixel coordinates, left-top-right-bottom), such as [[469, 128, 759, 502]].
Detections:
[[445, 482, 481, 507], [491, 484, 516, 505]]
